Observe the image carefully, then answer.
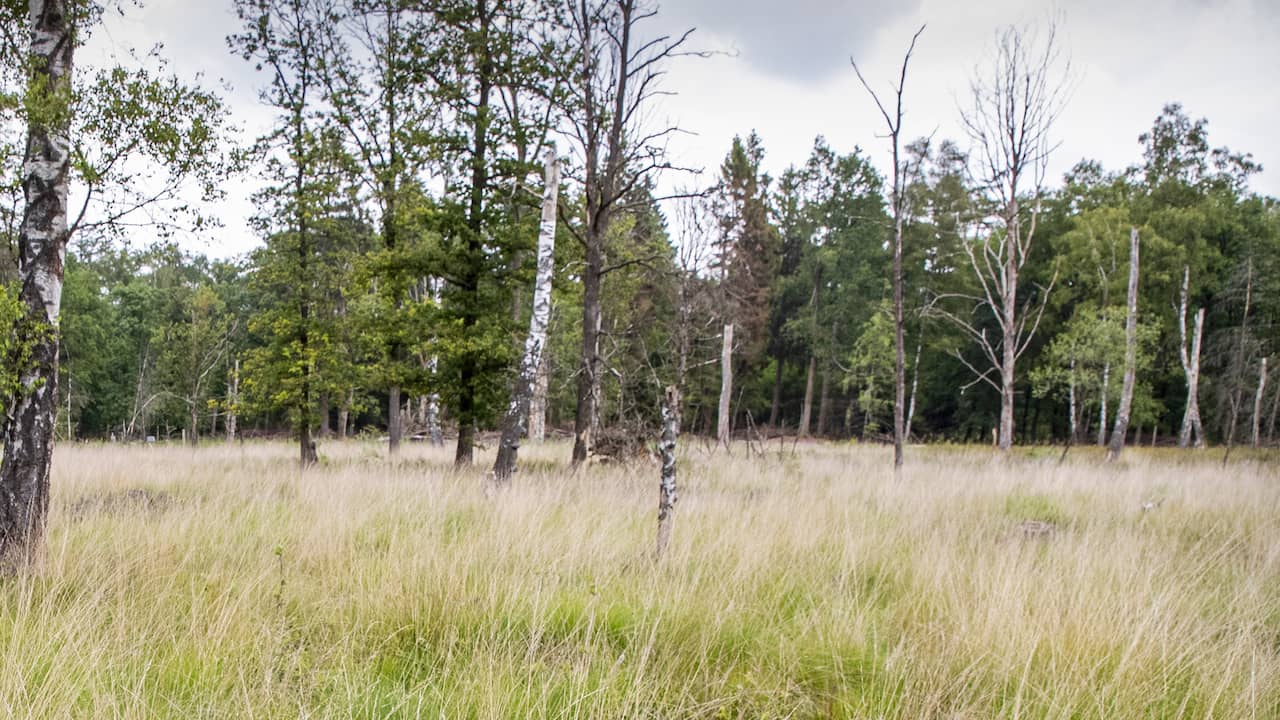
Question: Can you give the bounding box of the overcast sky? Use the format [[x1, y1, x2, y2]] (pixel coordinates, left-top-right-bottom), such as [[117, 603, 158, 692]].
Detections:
[[84, 0, 1280, 258]]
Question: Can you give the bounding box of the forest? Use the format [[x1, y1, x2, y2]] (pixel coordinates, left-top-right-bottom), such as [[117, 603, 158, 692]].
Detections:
[[7, 6, 1271, 460]]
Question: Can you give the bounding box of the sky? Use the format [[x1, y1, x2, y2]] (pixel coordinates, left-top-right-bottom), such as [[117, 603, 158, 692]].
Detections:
[[83, 0, 1280, 259]]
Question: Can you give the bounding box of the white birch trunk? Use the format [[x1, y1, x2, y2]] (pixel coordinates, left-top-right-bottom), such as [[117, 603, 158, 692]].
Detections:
[[1252, 357, 1267, 447], [226, 359, 239, 443], [1067, 356, 1077, 443], [656, 385, 679, 560], [904, 339, 922, 442], [528, 350, 549, 442], [1106, 228, 1140, 463], [1097, 361, 1110, 447], [0, 0, 74, 571], [493, 143, 559, 483], [717, 323, 734, 448], [1177, 267, 1206, 448]]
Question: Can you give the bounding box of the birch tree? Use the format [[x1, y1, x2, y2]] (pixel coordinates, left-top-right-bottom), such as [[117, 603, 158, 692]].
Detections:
[[1105, 228, 1140, 463], [1, 0, 236, 569], [934, 23, 1067, 451], [493, 143, 559, 484], [1176, 267, 1206, 448]]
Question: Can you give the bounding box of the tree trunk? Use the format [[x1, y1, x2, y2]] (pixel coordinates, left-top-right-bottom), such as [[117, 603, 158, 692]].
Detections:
[[717, 323, 733, 447], [493, 144, 559, 485], [799, 355, 816, 437], [1251, 357, 1267, 447], [337, 390, 350, 440], [1106, 228, 1140, 463], [0, 0, 74, 572], [817, 365, 832, 437], [655, 385, 679, 560], [1067, 356, 1078, 443], [892, 215, 906, 467], [388, 385, 402, 455], [1177, 268, 1205, 449], [1097, 361, 1110, 447], [572, 238, 604, 463], [904, 339, 922, 442], [999, 244, 1018, 451], [528, 351, 548, 442], [226, 358, 239, 443]]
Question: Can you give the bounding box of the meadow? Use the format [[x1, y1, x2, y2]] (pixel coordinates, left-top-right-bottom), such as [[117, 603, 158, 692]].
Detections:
[[1, 439, 1278, 718]]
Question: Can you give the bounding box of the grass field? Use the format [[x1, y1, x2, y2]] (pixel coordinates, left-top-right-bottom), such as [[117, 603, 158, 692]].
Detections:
[[2, 439, 1278, 718]]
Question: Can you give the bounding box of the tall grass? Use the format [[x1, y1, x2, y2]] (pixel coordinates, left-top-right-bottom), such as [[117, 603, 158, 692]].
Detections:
[[1, 439, 1277, 718]]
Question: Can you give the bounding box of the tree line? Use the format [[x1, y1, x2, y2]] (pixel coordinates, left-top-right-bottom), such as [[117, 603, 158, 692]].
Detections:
[[0, 1, 1278, 566]]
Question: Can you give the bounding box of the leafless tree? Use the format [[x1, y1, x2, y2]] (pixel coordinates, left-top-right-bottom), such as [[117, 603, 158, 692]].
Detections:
[[561, 0, 698, 464], [853, 24, 925, 469], [932, 22, 1068, 451]]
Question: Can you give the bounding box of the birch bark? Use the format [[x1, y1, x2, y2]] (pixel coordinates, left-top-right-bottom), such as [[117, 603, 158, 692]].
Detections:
[[492, 144, 559, 484], [1176, 267, 1206, 448], [0, 0, 74, 571], [1106, 228, 1140, 463]]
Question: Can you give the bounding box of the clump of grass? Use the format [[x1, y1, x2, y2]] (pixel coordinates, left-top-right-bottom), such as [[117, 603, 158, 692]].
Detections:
[[0, 440, 1275, 717]]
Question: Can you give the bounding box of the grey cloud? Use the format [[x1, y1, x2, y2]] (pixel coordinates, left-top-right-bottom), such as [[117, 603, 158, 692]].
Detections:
[[658, 0, 924, 82]]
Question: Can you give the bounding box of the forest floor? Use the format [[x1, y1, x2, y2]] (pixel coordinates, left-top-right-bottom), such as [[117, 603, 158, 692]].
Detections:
[[2, 440, 1278, 718]]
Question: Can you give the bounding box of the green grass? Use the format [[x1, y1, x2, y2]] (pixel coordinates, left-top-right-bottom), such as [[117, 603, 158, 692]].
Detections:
[[0, 440, 1277, 717]]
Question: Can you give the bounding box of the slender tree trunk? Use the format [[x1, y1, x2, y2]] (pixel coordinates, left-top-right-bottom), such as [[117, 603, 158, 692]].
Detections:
[[1107, 228, 1140, 463], [337, 391, 349, 440], [999, 242, 1018, 451], [655, 385, 679, 560], [0, 0, 76, 571], [1266, 372, 1280, 445], [493, 144, 559, 485], [226, 359, 239, 443], [388, 386, 402, 454], [817, 365, 832, 437], [572, 239, 604, 463], [1251, 357, 1267, 447], [717, 324, 734, 447], [799, 355, 816, 437], [905, 339, 922, 442], [1067, 357, 1078, 443], [892, 214, 906, 467], [1097, 361, 1110, 447], [1176, 267, 1205, 448]]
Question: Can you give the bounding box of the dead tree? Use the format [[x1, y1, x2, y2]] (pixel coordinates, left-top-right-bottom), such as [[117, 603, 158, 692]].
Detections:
[[493, 144, 560, 485], [1176, 267, 1206, 448], [935, 22, 1067, 451], [1106, 228, 1140, 463], [563, 0, 696, 465], [852, 24, 925, 469], [717, 323, 734, 447]]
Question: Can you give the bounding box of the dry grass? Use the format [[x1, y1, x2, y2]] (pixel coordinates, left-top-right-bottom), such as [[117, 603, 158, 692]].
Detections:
[[1, 439, 1278, 718]]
